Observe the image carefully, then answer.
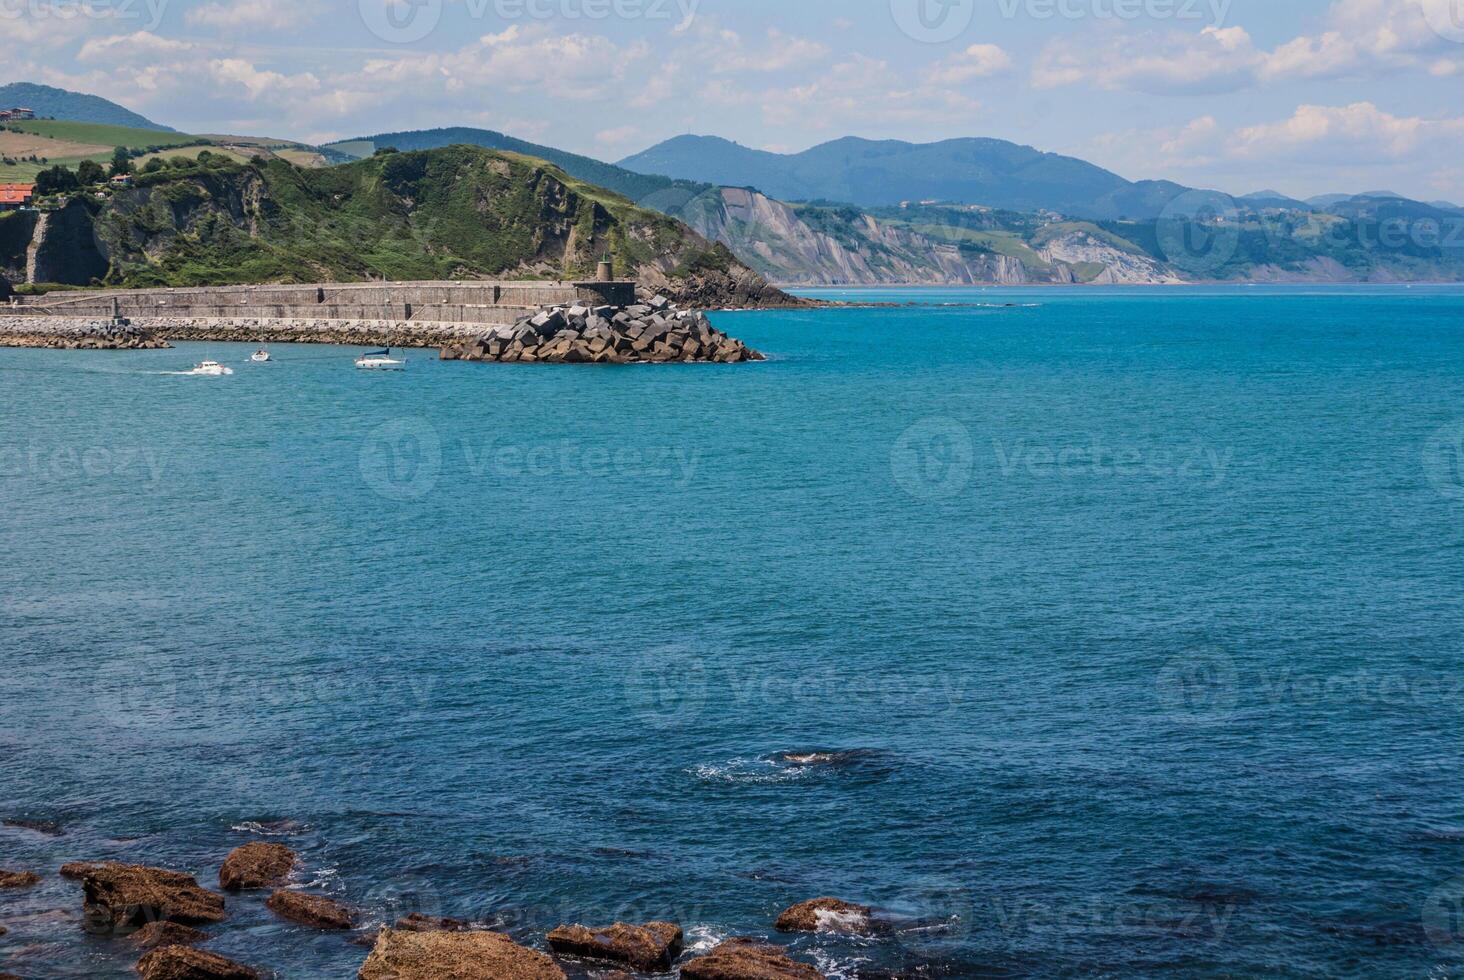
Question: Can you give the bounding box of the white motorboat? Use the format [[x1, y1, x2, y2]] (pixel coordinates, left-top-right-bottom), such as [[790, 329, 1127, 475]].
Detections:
[[355, 349, 406, 371], [250, 348, 271, 363], [184, 360, 233, 376]]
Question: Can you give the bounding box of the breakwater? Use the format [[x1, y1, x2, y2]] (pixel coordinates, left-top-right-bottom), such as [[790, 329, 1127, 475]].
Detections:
[[5, 280, 638, 328]]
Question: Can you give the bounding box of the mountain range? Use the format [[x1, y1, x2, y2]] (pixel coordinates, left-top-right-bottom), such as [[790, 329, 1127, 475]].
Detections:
[[617, 135, 1192, 220], [4, 83, 1462, 289]]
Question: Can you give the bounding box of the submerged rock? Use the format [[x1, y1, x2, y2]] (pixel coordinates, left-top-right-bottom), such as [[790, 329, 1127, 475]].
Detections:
[[395, 913, 480, 933], [774, 897, 873, 934], [136, 945, 260, 980], [3, 817, 64, 836], [546, 920, 683, 971], [68, 862, 226, 934], [219, 843, 296, 892], [679, 939, 824, 980], [265, 889, 355, 930], [357, 928, 566, 980], [129, 920, 210, 949], [0, 870, 41, 889]]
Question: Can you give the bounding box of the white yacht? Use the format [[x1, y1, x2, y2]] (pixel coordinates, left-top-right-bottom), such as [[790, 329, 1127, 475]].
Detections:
[[250, 349, 272, 363], [355, 349, 406, 371], [185, 360, 234, 376]]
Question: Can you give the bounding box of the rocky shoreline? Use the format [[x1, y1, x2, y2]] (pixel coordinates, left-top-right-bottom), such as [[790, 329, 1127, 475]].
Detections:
[[440, 297, 764, 364], [0, 843, 871, 979], [0, 317, 172, 350]]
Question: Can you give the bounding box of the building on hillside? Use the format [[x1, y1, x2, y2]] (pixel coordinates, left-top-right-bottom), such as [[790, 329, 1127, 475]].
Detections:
[[10, 108, 35, 119], [0, 183, 36, 210], [109, 174, 132, 187]]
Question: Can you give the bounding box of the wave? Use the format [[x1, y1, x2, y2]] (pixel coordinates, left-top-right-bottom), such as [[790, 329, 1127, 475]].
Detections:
[[232, 818, 310, 836]]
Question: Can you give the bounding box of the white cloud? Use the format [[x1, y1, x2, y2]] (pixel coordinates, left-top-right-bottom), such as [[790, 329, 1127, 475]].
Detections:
[[928, 44, 1013, 85], [78, 31, 194, 63], [1035, 0, 1464, 94], [186, 0, 320, 30]]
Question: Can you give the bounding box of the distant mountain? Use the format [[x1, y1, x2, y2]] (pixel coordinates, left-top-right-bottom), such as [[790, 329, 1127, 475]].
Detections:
[[0, 82, 173, 131], [1307, 193, 1355, 208], [1242, 190, 1312, 210], [322, 126, 710, 206], [617, 135, 1196, 220]]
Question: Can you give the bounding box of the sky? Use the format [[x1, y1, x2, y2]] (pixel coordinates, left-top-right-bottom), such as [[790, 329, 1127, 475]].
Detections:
[[5, 0, 1464, 200]]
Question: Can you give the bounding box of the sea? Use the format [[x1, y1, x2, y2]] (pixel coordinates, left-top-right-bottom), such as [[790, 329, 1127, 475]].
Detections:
[[3, 284, 1464, 978]]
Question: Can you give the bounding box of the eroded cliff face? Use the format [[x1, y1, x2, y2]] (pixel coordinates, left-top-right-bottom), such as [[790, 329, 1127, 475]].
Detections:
[[675, 187, 1092, 286]]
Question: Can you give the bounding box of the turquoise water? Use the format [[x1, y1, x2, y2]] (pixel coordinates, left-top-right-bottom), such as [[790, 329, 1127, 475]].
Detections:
[[3, 285, 1464, 978]]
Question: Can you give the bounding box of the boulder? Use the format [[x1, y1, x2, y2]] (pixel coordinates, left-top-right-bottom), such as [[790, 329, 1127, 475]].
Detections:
[[70, 863, 226, 934], [357, 928, 566, 980], [679, 939, 824, 980], [130, 921, 210, 949], [546, 920, 683, 972], [219, 843, 296, 892], [135, 945, 260, 980], [265, 889, 355, 930], [774, 898, 872, 934], [0, 870, 40, 889]]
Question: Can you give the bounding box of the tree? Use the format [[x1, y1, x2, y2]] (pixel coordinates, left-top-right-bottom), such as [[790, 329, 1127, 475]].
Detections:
[[76, 159, 106, 185], [109, 145, 132, 178], [141, 158, 165, 174], [34, 165, 79, 196]]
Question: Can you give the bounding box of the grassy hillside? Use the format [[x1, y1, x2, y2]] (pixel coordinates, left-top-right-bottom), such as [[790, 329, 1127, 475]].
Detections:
[[27, 145, 787, 305], [0, 82, 173, 131], [324, 127, 713, 209]]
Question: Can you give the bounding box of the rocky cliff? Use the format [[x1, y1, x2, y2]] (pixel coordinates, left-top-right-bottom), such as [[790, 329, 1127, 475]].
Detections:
[[5, 147, 799, 308], [665, 187, 1149, 285]]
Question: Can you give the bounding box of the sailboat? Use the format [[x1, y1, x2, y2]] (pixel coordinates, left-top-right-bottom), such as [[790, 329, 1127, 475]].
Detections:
[[355, 348, 407, 371]]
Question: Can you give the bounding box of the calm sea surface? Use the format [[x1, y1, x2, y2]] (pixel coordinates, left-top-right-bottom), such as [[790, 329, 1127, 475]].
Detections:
[[4, 285, 1464, 978]]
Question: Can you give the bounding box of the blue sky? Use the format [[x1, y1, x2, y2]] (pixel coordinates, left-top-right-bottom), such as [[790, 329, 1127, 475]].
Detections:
[[7, 0, 1464, 199]]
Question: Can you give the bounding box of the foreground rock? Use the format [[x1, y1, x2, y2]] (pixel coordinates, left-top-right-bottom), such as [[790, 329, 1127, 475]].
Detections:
[[0, 870, 40, 889], [66, 862, 226, 934], [136, 945, 259, 980], [440, 297, 764, 365], [774, 897, 873, 934], [358, 928, 566, 980], [546, 920, 683, 971], [265, 889, 355, 930], [218, 843, 295, 892], [130, 921, 210, 949], [0, 316, 171, 349], [680, 939, 824, 980]]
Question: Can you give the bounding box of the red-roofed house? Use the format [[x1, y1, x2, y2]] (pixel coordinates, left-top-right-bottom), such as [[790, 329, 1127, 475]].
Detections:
[[0, 183, 36, 210]]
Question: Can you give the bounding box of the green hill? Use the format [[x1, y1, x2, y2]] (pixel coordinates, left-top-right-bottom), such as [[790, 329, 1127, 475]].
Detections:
[[324, 127, 712, 208], [0, 82, 173, 131], [2, 145, 787, 306]]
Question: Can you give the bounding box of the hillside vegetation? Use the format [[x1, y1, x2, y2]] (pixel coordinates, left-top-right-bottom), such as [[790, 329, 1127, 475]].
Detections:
[[0, 82, 173, 131], [3, 145, 788, 306]]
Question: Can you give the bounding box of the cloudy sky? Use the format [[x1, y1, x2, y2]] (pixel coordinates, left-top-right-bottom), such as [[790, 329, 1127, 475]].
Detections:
[[6, 0, 1464, 200]]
